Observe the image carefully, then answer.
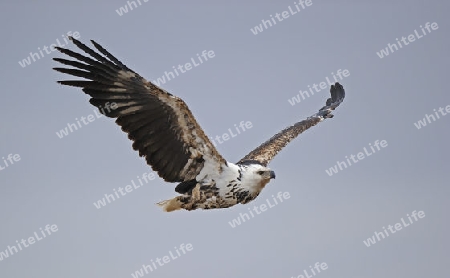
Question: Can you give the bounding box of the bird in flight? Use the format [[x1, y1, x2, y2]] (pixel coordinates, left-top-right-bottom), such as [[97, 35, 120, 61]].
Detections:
[[53, 37, 345, 212]]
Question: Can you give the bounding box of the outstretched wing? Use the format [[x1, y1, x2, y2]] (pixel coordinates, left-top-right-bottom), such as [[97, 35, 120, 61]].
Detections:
[[238, 83, 345, 166], [53, 37, 226, 183]]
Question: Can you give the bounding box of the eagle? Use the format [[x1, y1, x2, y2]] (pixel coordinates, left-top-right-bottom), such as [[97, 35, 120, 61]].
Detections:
[[53, 37, 345, 212]]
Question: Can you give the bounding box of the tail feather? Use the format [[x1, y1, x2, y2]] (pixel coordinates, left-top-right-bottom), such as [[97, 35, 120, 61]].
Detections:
[[157, 197, 183, 212]]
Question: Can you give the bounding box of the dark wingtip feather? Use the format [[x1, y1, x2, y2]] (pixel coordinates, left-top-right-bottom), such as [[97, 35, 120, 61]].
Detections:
[[68, 36, 79, 44], [317, 82, 346, 119], [90, 39, 129, 70], [54, 46, 64, 52]]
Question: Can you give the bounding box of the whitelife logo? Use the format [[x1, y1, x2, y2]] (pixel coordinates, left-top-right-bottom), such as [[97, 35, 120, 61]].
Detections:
[[376, 22, 438, 59], [0, 153, 21, 172], [131, 243, 193, 278], [363, 210, 426, 247], [0, 224, 59, 262]]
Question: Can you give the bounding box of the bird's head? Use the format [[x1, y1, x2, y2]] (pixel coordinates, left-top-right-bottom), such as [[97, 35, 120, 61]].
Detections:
[[238, 161, 276, 191]]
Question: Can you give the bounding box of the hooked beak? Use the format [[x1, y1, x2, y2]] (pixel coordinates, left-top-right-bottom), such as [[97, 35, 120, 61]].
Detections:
[[270, 171, 276, 179]]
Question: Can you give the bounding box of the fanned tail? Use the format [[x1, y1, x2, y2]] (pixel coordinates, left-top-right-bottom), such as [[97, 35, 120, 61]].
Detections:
[[156, 197, 184, 212]]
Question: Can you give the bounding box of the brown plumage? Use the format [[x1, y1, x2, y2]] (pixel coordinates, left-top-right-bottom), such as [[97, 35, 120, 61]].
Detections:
[[238, 83, 345, 166], [53, 37, 226, 183], [53, 37, 346, 212]]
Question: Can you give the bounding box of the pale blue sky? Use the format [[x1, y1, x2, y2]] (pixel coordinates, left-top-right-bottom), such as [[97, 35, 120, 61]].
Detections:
[[1, 1, 449, 278]]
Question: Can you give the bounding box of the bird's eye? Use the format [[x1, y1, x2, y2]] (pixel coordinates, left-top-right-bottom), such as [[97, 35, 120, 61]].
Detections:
[[257, 171, 264, 175]]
